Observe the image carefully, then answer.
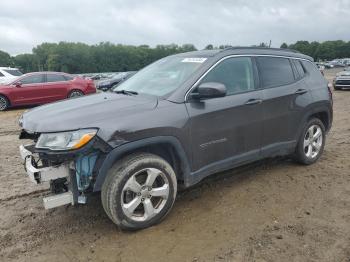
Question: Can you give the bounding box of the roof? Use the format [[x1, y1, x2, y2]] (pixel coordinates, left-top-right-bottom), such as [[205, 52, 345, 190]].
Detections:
[[0, 67, 19, 70], [24, 71, 71, 75], [176, 47, 313, 61]]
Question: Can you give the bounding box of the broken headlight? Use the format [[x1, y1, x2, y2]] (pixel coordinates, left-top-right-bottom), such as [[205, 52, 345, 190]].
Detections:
[[36, 129, 97, 151]]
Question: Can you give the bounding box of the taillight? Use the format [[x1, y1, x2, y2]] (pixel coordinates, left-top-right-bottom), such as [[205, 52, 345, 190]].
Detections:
[[327, 82, 333, 105], [88, 80, 95, 89]]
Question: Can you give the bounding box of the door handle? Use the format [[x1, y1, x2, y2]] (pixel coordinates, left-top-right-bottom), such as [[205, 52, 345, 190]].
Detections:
[[245, 99, 263, 105], [294, 89, 308, 95]]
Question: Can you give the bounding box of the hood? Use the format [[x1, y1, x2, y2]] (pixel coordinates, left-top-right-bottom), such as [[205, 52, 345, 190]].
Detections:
[[336, 71, 350, 77], [0, 76, 18, 84], [21, 92, 158, 133]]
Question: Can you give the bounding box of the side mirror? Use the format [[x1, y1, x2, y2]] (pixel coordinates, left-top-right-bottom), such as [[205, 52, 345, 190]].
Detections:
[[15, 81, 22, 87], [191, 82, 227, 100]]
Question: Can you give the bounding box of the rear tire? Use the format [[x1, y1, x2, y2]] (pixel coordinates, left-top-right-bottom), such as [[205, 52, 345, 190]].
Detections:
[[101, 153, 177, 230], [0, 95, 9, 111], [294, 118, 325, 165], [68, 90, 84, 98]]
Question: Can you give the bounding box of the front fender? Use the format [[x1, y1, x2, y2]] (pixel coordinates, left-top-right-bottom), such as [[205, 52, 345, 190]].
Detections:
[[93, 136, 191, 192]]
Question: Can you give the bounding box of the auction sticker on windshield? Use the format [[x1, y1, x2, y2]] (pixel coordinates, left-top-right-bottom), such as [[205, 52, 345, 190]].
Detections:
[[182, 58, 207, 63]]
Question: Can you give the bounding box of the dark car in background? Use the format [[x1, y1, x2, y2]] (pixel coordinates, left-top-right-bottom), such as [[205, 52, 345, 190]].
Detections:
[[19, 48, 332, 230], [0, 72, 96, 110], [97, 71, 136, 91]]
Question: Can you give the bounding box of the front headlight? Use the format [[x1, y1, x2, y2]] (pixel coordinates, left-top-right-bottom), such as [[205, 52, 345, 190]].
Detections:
[[36, 129, 98, 151]]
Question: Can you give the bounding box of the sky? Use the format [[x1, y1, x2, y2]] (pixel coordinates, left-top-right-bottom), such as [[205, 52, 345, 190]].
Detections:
[[0, 0, 350, 55]]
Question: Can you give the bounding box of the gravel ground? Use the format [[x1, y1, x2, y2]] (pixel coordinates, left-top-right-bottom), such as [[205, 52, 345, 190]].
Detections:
[[0, 69, 349, 262]]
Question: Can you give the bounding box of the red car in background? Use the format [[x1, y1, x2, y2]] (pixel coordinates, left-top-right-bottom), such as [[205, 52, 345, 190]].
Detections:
[[0, 72, 96, 111]]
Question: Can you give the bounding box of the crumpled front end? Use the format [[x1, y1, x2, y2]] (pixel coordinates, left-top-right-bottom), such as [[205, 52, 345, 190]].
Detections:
[[19, 130, 111, 209]]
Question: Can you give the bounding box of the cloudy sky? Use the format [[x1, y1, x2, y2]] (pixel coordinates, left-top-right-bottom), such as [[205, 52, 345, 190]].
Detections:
[[0, 0, 349, 55]]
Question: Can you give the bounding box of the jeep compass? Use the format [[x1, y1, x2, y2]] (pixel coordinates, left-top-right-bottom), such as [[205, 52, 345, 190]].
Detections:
[[19, 47, 333, 230]]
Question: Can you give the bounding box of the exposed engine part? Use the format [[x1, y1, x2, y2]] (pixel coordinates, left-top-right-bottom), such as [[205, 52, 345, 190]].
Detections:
[[78, 194, 87, 204], [50, 178, 68, 194], [75, 152, 99, 191]]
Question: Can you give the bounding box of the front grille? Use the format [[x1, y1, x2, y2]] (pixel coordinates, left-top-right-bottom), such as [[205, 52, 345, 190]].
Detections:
[[335, 79, 350, 85]]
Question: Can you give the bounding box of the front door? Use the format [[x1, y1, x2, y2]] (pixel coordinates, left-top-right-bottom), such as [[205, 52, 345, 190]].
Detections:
[[185, 57, 264, 172]]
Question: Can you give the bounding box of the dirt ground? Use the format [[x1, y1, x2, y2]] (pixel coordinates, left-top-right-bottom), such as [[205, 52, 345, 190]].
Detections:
[[0, 69, 349, 262]]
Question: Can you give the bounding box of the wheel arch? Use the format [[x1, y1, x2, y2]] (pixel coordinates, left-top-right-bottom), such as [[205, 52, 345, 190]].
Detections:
[[296, 103, 332, 141], [307, 111, 331, 132], [93, 136, 191, 192]]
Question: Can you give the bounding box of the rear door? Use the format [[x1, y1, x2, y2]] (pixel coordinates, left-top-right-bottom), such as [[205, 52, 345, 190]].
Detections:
[[186, 56, 264, 171], [11, 74, 45, 105], [257, 56, 312, 156], [41, 73, 70, 102]]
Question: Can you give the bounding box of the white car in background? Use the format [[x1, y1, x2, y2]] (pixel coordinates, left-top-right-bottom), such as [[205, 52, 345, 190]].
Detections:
[[0, 67, 23, 83]]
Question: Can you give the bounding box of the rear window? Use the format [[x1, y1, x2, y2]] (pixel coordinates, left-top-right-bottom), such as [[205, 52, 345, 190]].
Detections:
[[47, 74, 66, 82], [257, 57, 295, 88], [301, 61, 323, 78], [4, 69, 22, 76], [63, 75, 74, 81], [292, 59, 305, 79]]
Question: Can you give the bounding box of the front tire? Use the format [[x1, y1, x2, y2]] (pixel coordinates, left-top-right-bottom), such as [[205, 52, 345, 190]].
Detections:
[[0, 95, 9, 111], [294, 118, 326, 165], [101, 153, 177, 230]]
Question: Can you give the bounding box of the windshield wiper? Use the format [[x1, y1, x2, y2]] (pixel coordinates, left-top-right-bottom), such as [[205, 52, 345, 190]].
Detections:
[[113, 90, 138, 95]]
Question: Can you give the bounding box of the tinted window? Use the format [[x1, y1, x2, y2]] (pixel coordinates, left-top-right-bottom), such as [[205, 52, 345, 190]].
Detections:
[[47, 74, 66, 82], [63, 75, 74, 81], [292, 59, 305, 79], [20, 74, 44, 85], [301, 61, 323, 77], [257, 57, 294, 88], [0, 72, 4, 77], [200, 57, 255, 95]]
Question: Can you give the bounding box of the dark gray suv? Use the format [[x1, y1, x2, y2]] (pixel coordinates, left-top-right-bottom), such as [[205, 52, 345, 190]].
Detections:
[[19, 47, 333, 230]]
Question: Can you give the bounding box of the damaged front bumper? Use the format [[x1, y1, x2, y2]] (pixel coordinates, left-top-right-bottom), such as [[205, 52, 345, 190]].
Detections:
[[19, 143, 105, 209], [20, 145, 70, 184]]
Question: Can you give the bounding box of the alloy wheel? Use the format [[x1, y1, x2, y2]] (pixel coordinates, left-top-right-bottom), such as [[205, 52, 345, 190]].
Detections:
[[0, 96, 7, 110], [303, 124, 323, 159], [69, 91, 83, 98], [121, 168, 170, 222]]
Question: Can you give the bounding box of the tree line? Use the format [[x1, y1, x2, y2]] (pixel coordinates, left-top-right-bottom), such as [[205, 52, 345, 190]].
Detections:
[[0, 40, 349, 74], [280, 40, 350, 61], [0, 42, 197, 74]]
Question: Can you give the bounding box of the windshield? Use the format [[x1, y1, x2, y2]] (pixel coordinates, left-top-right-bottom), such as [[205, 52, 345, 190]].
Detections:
[[113, 56, 206, 96], [4, 69, 22, 76]]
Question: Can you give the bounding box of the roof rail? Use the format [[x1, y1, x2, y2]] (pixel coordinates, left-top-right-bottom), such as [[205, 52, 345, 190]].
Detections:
[[222, 46, 301, 54]]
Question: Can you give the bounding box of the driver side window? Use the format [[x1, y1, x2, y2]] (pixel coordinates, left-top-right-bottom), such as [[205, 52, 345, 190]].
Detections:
[[200, 57, 255, 95], [20, 74, 44, 85]]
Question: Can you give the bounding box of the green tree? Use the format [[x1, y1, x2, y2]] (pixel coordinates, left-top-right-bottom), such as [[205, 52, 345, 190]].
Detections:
[[280, 43, 288, 49], [13, 54, 36, 73], [0, 50, 12, 67]]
